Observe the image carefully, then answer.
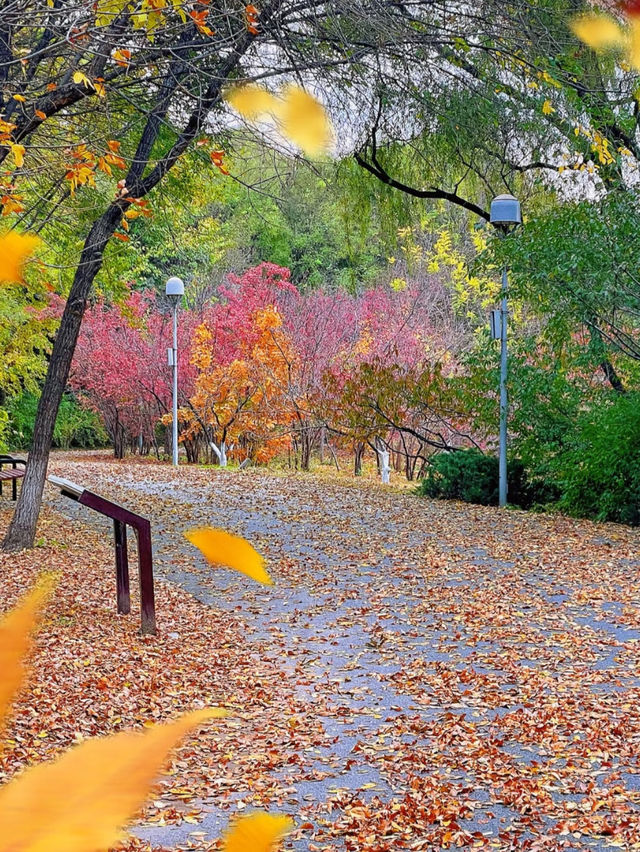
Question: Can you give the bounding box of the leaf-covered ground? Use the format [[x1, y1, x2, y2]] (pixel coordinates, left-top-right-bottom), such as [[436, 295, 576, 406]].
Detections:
[[2, 453, 640, 851]]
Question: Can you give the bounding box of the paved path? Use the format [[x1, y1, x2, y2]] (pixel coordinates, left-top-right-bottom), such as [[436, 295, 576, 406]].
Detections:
[[45, 456, 640, 851]]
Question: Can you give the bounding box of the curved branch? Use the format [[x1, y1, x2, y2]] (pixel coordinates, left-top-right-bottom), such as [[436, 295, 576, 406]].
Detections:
[[354, 150, 490, 221]]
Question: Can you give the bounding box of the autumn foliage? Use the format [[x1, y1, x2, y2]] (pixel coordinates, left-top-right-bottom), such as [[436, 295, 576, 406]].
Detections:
[[0, 572, 291, 852], [69, 261, 466, 473]]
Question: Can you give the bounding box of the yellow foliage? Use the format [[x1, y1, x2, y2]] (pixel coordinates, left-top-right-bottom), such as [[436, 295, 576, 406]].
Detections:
[[72, 70, 93, 89], [184, 527, 273, 585], [427, 228, 498, 313], [0, 709, 226, 852], [222, 812, 293, 852], [186, 306, 295, 462], [0, 575, 56, 729], [0, 231, 41, 283], [10, 144, 25, 167]]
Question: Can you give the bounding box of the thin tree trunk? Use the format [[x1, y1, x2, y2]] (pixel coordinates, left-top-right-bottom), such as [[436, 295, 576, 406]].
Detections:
[[300, 430, 311, 471], [3, 206, 121, 551]]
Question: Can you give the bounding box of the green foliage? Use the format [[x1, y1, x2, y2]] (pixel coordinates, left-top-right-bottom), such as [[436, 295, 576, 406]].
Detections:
[[555, 393, 640, 526], [418, 449, 501, 505], [417, 449, 554, 509], [5, 393, 108, 451], [488, 192, 640, 371]]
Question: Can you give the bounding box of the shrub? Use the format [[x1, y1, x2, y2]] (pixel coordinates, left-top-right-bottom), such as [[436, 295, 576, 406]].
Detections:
[[417, 448, 553, 509], [418, 449, 499, 505], [556, 393, 640, 526]]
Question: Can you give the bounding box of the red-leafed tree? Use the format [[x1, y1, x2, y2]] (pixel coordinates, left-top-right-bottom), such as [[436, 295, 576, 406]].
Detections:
[[70, 288, 200, 458]]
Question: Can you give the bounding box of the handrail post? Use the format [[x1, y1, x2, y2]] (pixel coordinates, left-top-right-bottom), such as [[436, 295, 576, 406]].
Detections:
[[114, 520, 131, 614], [136, 519, 156, 635]]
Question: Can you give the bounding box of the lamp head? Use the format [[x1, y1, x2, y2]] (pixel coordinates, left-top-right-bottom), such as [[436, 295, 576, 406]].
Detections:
[[165, 276, 184, 307], [490, 194, 521, 228]]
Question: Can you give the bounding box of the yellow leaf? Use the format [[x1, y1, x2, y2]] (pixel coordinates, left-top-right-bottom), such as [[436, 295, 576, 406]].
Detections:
[[0, 575, 56, 728], [12, 95, 26, 103], [0, 231, 41, 283], [10, 144, 25, 167], [226, 84, 278, 119], [274, 85, 332, 156], [542, 99, 555, 115], [0, 709, 227, 852], [222, 812, 293, 852], [570, 14, 624, 51], [184, 527, 273, 585], [72, 70, 92, 89]]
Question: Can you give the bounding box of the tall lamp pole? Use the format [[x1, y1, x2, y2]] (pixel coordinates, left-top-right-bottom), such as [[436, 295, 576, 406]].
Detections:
[[489, 194, 521, 508], [166, 276, 185, 467]]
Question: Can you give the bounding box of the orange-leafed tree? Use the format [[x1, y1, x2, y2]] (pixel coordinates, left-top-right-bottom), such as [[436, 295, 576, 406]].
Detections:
[[183, 306, 295, 465]]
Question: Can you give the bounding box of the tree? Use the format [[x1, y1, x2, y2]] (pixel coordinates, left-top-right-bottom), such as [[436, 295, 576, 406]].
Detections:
[[184, 304, 294, 463], [5, 0, 501, 549], [353, 0, 640, 220], [69, 287, 200, 458]]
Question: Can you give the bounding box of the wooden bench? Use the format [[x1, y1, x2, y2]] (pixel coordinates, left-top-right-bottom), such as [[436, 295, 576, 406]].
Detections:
[[0, 455, 26, 500]]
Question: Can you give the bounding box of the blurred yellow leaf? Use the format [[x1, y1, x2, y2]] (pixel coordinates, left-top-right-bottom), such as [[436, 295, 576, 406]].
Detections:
[[541, 99, 555, 115], [274, 86, 332, 156], [12, 95, 26, 103], [570, 11, 640, 69], [0, 231, 41, 283], [0, 575, 56, 728], [184, 527, 273, 585], [226, 84, 278, 119], [222, 812, 293, 852], [225, 84, 332, 155], [0, 708, 227, 852], [571, 14, 625, 50], [630, 17, 640, 69]]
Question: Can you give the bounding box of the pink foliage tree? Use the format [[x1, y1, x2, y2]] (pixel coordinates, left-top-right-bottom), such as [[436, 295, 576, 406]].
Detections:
[[70, 263, 468, 475]]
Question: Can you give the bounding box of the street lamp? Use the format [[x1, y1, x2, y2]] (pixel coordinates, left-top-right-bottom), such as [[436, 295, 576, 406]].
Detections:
[[165, 276, 184, 467], [489, 194, 521, 508]]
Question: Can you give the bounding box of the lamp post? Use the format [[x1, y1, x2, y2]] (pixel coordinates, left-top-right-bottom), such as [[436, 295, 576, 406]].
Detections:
[[165, 276, 184, 467], [489, 194, 521, 508]]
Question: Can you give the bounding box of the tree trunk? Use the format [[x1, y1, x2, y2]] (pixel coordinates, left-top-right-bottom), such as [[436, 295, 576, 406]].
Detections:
[[300, 428, 311, 471], [354, 442, 365, 476], [114, 422, 126, 459], [3, 206, 122, 551]]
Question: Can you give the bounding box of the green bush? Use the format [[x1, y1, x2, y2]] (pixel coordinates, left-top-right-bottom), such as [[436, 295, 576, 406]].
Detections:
[[418, 449, 499, 505], [556, 393, 640, 526], [4, 392, 108, 450], [417, 448, 553, 509]]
